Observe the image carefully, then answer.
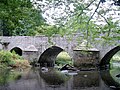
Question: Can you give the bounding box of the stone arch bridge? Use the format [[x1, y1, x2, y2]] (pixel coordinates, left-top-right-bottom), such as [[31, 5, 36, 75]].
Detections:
[[0, 35, 119, 68]]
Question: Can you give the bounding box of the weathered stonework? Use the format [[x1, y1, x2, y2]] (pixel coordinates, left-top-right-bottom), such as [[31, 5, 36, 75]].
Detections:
[[73, 50, 99, 69], [0, 36, 119, 68]]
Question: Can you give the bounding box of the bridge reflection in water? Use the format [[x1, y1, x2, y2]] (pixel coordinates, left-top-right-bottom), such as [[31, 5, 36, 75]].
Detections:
[[0, 68, 119, 90]]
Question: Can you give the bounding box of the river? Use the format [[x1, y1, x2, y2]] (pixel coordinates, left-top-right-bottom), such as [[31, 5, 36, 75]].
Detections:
[[0, 66, 120, 90]]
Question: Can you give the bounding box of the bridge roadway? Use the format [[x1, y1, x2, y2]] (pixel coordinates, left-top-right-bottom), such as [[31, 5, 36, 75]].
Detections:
[[0, 35, 119, 68]]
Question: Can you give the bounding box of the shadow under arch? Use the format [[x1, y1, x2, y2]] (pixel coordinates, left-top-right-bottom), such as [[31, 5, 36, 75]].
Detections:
[[38, 46, 64, 67], [10, 47, 22, 56], [99, 46, 120, 67]]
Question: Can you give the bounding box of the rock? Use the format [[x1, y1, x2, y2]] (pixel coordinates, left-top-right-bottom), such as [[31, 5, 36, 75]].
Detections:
[[41, 67, 48, 72], [84, 75, 87, 77], [60, 64, 78, 71], [61, 70, 69, 74]]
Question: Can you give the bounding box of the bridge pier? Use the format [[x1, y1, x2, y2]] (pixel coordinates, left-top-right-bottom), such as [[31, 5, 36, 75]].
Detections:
[[73, 49, 99, 70]]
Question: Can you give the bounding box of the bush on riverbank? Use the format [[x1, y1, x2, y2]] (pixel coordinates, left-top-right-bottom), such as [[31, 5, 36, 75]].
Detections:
[[55, 51, 72, 66], [110, 51, 120, 63], [0, 50, 31, 69]]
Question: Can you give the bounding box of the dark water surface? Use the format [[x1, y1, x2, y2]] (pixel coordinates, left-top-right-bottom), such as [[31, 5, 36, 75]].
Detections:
[[0, 68, 120, 90]]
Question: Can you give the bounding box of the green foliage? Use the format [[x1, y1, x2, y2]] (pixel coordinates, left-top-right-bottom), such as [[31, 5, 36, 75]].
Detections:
[[36, 25, 60, 37], [0, 50, 23, 66], [110, 68, 120, 84], [0, 50, 13, 64], [110, 51, 120, 62], [32, 0, 120, 46], [40, 68, 71, 85], [55, 51, 72, 66], [110, 51, 120, 70], [0, 69, 21, 85], [0, 0, 45, 36], [0, 0, 119, 46]]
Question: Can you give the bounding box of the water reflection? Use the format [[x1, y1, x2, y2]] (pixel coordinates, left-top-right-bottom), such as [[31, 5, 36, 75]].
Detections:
[[73, 71, 99, 89], [39, 68, 71, 86], [0, 69, 22, 85], [0, 68, 120, 90], [101, 70, 120, 89]]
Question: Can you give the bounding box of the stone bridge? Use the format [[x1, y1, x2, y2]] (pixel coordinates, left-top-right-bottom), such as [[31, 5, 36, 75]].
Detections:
[[0, 35, 119, 68]]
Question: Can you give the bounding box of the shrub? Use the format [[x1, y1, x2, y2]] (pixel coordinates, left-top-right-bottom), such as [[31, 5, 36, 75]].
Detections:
[[0, 50, 13, 64], [0, 50, 30, 68], [55, 51, 72, 66]]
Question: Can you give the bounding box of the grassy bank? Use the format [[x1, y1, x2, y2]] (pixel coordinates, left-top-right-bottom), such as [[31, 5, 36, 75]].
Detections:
[[0, 50, 31, 69]]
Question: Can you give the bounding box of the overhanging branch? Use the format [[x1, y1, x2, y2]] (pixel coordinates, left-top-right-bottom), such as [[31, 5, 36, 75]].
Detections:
[[87, 1, 101, 23], [96, 12, 111, 36], [85, 0, 101, 47], [77, 0, 96, 17]]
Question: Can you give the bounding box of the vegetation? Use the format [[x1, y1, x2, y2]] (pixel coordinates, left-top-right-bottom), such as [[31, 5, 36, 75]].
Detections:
[[0, 0, 45, 36], [55, 51, 72, 66], [0, 68, 31, 85], [33, 0, 120, 46], [40, 68, 71, 85], [0, 50, 31, 69], [110, 68, 120, 84], [0, 0, 119, 46], [110, 51, 120, 63], [0, 69, 20, 85], [110, 51, 120, 70]]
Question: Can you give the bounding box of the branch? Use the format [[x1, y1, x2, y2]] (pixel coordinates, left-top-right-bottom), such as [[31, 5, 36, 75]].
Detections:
[[96, 12, 111, 36], [87, 1, 101, 24], [96, 12, 110, 25], [86, 1, 101, 47], [77, 0, 96, 17]]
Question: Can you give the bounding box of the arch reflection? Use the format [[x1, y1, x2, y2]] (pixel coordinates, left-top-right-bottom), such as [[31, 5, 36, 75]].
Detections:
[[100, 70, 120, 89]]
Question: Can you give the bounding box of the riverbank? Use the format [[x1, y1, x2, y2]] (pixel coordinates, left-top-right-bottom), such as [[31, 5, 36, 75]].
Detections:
[[0, 50, 31, 69]]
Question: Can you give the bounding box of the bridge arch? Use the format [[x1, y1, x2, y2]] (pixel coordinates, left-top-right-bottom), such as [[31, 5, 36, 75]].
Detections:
[[100, 46, 120, 67], [38, 46, 68, 67], [10, 47, 22, 56]]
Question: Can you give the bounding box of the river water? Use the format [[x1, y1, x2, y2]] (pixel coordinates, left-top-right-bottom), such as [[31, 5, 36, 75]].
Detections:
[[0, 66, 120, 90]]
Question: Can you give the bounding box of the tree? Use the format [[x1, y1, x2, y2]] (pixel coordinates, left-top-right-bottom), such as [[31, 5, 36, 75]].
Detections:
[[33, 0, 120, 45], [1, 0, 119, 46], [63, 0, 120, 45], [0, 0, 45, 36]]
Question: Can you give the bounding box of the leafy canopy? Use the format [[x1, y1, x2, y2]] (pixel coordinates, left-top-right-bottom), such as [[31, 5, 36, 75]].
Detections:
[[0, 0, 119, 46], [34, 0, 120, 45], [0, 0, 45, 36]]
